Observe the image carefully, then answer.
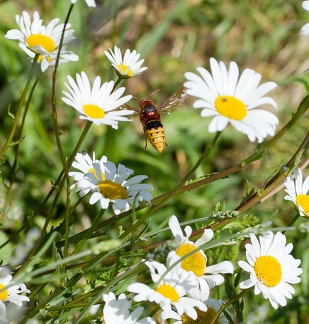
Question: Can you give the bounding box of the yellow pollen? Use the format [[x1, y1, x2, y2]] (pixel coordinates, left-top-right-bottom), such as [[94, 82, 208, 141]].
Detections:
[[83, 104, 105, 119], [0, 284, 8, 301], [37, 55, 53, 63], [156, 284, 179, 302], [26, 34, 56, 53], [117, 63, 134, 77], [254, 255, 282, 287], [88, 168, 105, 181], [181, 306, 219, 324], [176, 243, 206, 277], [296, 194, 309, 216], [98, 180, 128, 200], [215, 95, 247, 120]]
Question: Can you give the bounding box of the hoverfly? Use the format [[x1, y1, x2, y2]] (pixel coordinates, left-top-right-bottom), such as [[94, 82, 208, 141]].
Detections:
[[120, 87, 187, 153]]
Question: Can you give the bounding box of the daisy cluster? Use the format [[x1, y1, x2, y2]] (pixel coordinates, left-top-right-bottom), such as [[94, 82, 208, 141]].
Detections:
[[5, 2, 281, 142], [2, 1, 309, 323], [99, 216, 303, 323], [5, 8, 147, 129], [3, 4, 152, 321], [4, 2, 309, 146], [101, 215, 233, 323], [59, 44, 148, 129]]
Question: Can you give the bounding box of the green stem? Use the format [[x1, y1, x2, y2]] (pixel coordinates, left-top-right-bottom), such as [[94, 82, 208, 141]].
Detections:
[[64, 176, 71, 259], [0, 56, 40, 158], [46, 121, 92, 223], [51, 3, 74, 260], [283, 212, 300, 234], [51, 3, 74, 170], [22, 71, 128, 258], [21, 241, 134, 323], [289, 213, 300, 226], [209, 289, 247, 324], [2, 77, 39, 219], [72, 209, 105, 255], [67, 104, 309, 246], [119, 131, 222, 239], [16, 121, 92, 276], [183, 131, 222, 182], [155, 95, 309, 202], [112, 75, 125, 90], [33, 120, 92, 218], [264, 95, 309, 150], [212, 131, 309, 231]]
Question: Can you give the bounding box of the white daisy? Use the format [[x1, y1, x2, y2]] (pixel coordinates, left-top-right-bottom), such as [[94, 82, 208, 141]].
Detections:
[[301, 1, 309, 36], [127, 260, 207, 322], [105, 46, 148, 78], [164, 298, 230, 324], [68, 151, 107, 182], [184, 58, 278, 143], [238, 231, 303, 309], [71, 0, 96, 7], [68, 151, 107, 197], [5, 11, 78, 72], [167, 215, 234, 302], [284, 167, 309, 217], [61, 71, 134, 129], [103, 292, 155, 324], [70, 154, 153, 215], [0, 267, 30, 321]]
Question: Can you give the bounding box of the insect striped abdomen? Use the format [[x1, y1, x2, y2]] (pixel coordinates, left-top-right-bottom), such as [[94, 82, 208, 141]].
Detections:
[[145, 120, 167, 153]]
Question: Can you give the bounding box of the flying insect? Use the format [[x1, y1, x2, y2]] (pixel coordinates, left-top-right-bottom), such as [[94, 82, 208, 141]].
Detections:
[[121, 87, 187, 153]]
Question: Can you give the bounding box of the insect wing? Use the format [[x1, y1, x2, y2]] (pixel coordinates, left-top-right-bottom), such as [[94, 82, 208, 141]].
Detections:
[[116, 87, 187, 118], [116, 103, 139, 120], [159, 87, 187, 113]]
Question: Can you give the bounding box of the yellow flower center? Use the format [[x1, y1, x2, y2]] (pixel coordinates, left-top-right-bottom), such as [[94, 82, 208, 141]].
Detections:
[[26, 34, 56, 53], [0, 284, 8, 301], [156, 284, 179, 302], [83, 104, 105, 119], [98, 180, 128, 200], [296, 194, 309, 216], [215, 95, 247, 120], [117, 63, 134, 77], [181, 306, 219, 324], [176, 243, 206, 277], [254, 255, 282, 287]]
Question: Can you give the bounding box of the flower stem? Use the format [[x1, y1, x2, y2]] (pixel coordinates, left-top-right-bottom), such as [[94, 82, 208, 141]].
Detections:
[[1, 77, 39, 219], [51, 3, 75, 261], [209, 289, 247, 324], [119, 131, 222, 238], [72, 209, 105, 255], [283, 212, 300, 234], [16, 121, 92, 276], [112, 75, 124, 90], [265, 95, 309, 150], [0, 56, 40, 159], [51, 2, 74, 170]]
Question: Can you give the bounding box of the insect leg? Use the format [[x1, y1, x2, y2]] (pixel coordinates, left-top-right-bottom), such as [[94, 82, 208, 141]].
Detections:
[[143, 130, 148, 149]]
